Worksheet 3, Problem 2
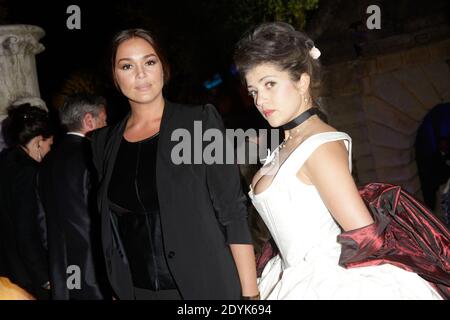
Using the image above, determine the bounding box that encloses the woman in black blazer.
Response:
[91,29,258,300]
[0,103,54,299]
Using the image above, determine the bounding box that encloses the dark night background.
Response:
[4,0,317,128]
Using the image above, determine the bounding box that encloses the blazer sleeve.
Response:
[12,166,49,286]
[202,104,253,245]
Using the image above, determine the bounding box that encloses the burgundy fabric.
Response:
[255,182,450,299]
[338,183,450,299]
[256,239,279,278]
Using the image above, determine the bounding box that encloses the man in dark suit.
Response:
[38,93,109,299]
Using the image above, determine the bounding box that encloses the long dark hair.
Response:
[1,103,53,148]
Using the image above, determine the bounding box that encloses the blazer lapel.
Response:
[103,116,128,187]
[156,100,175,207]
[158,99,175,143]
[98,115,128,257]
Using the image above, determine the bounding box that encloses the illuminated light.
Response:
[203,73,223,90]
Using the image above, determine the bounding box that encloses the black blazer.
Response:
[38,134,109,299]
[91,101,252,299]
[0,147,49,295]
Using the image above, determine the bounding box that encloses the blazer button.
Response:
[168,251,175,259]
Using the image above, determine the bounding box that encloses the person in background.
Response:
[38,93,109,299]
[0,103,54,299]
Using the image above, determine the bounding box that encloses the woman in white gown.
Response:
[233,22,447,300]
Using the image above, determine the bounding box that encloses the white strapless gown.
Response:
[249,132,441,300]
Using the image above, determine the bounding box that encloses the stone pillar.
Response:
[0,25,46,149]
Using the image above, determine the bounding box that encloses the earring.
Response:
[37,145,42,162]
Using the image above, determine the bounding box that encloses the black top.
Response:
[108,133,176,291]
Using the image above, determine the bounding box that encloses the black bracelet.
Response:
[241,293,260,300]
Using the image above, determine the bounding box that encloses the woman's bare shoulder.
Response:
[301,120,338,142]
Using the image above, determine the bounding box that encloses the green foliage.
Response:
[230,0,320,31]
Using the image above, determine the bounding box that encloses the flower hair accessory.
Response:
[305,39,321,60]
[309,46,321,60]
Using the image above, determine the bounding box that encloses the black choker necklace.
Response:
[281,108,320,130]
